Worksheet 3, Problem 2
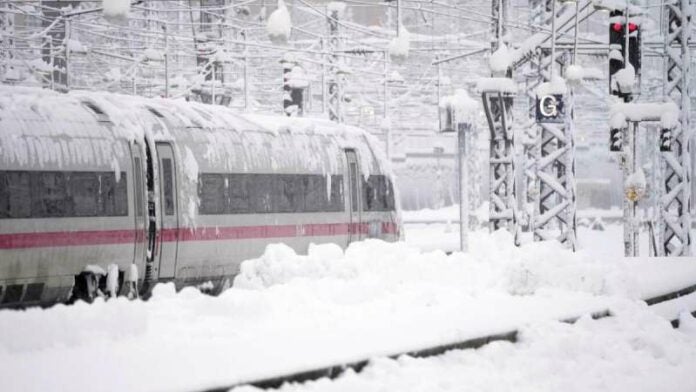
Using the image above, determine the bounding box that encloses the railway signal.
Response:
[660,128,672,152]
[608,10,641,98]
[609,128,623,152]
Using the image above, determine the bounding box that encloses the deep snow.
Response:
[0,223,695,392]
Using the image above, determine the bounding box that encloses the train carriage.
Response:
[0,87,400,308]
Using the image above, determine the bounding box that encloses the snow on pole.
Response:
[388,25,410,64]
[103,0,131,21]
[267,0,292,45]
[488,43,511,77]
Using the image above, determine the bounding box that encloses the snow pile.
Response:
[286,65,309,89]
[488,43,512,76]
[475,77,517,94]
[143,48,164,61]
[2,232,696,391]
[609,102,680,130]
[102,0,130,20]
[267,0,292,44]
[679,311,696,337]
[612,63,635,94]
[438,89,478,126]
[235,231,637,299]
[388,26,410,64]
[565,64,602,84]
[565,64,584,83]
[535,76,567,97]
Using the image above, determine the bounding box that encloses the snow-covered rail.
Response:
[200,282,696,392]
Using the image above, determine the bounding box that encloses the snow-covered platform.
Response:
[1,232,696,392]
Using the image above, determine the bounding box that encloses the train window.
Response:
[199,173,227,215]
[0,171,31,218]
[100,172,128,217]
[32,171,71,217]
[303,175,327,212]
[134,158,144,217]
[161,159,175,216]
[0,170,127,219]
[250,174,273,213]
[329,175,344,212]
[362,175,395,212]
[196,172,345,215]
[70,172,100,217]
[228,174,251,213]
[275,175,304,213]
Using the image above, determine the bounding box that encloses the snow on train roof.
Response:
[0,87,392,177]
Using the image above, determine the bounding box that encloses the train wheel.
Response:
[68,272,100,304]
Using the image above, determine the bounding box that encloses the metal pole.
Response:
[48,37,55,90]
[396,0,401,36]
[64,19,71,90]
[458,123,470,252]
[624,5,630,66]
[163,23,169,98]
[573,0,579,64]
[383,51,391,160]
[549,0,557,78]
[243,30,249,110]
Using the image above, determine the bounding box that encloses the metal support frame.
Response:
[326,8,343,123]
[482,91,519,241]
[528,3,577,249]
[533,87,577,249]
[660,0,692,256]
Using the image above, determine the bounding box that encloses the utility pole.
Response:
[163,23,169,98]
[327,6,342,122]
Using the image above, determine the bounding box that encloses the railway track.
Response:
[200,283,696,392]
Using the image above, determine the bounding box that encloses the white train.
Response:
[0,87,400,307]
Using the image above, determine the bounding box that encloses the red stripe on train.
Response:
[0,222,398,249]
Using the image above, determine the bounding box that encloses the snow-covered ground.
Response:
[1,217,696,392]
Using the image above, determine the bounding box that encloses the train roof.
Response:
[0,87,392,177]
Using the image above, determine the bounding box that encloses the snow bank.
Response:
[267,0,292,44]
[2,231,696,391]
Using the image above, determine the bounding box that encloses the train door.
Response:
[156,142,179,279]
[345,149,362,243]
[129,142,147,266]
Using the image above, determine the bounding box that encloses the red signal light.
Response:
[612,22,639,33]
